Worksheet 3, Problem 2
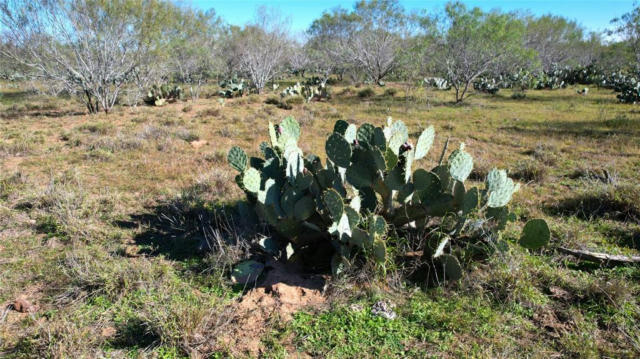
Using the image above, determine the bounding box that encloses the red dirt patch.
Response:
[217,259,327,356]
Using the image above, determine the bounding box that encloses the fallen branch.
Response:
[558,247,640,265]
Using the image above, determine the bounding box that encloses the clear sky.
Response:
[188,0,635,36]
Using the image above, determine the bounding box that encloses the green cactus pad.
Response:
[391,120,408,142]
[397,183,415,204]
[372,239,386,263]
[356,123,375,147]
[435,254,462,282]
[384,148,398,170]
[281,116,301,142]
[344,124,357,143]
[519,219,550,250]
[432,165,453,192]
[414,126,435,160]
[231,260,264,285]
[370,215,387,237]
[242,167,261,193]
[294,172,314,190]
[360,187,378,212]
[258,178,280,208]
[371,149,386,171]
[294,195,315,220]
[275,219,301,239]
[346,162,374,188]
[448,143,473,182]
[414,169,440,191]
[281,186,303,216]
[487,206,509,230]
[228,146,248,172]
[486,168,520,208]
[326,133,352,168]
[323,189,344,221]
[452,180,466,207]
[462,187,479,215]
[350,228,368,248]
[333,119,349,135]
[373,127,386,150]
[344,206,361,230]
[388,131,405,156]
[384,166,405,191]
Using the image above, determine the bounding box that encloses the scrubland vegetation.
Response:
[1,0,640,358]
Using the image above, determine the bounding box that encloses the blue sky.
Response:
[188,0,635,35]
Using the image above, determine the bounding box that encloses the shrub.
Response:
[227,116,550,282]
[285,96,304,106]
[358,87,375,98]
[384,88,398,97]
[265,97,281,106]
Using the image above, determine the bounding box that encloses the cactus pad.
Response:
[228,146,248,172]
[333,119,349,135]
[344,124,357,143]
[519,219,550,250]
[462,187,479,215]
[323,189,344,221]
[326,133,352,168]
[448,143,473,182]
[294,195,315,220]
[281,116,301,142]
[486,168,520,208]
[414,126,435,160]
[373,239,386,263]
[242,167,261,193]
[435,254,462,282]
[356,123,375,147]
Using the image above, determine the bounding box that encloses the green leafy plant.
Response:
[227,116,550,282]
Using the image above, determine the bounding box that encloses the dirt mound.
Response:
[218,259,327,356]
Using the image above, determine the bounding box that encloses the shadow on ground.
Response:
[115,190,255,261]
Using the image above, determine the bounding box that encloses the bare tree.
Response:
[170,8,222,101]
[344,0,406,84]
[0,0,162,113]
[238,7,289,93]
[288,42,311,78]
[307,8,355,85]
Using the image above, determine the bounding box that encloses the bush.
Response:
[384,88,398,97]
[285,96,304,106]
[265,97,281,105]
[358,87,375,98]
[226,116,550,283]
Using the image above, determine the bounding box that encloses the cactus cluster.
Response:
[280,82,329,102]
[423,77,451,90]
[143,84,184,106]
[228,116,550,281]
[473,78,500,94]
[218,76,246,98]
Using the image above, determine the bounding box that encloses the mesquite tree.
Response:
[429,2,529,103]
[237,7,289,93]
[0,0,173,113]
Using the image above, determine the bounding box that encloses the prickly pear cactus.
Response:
[227,116,550,280]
